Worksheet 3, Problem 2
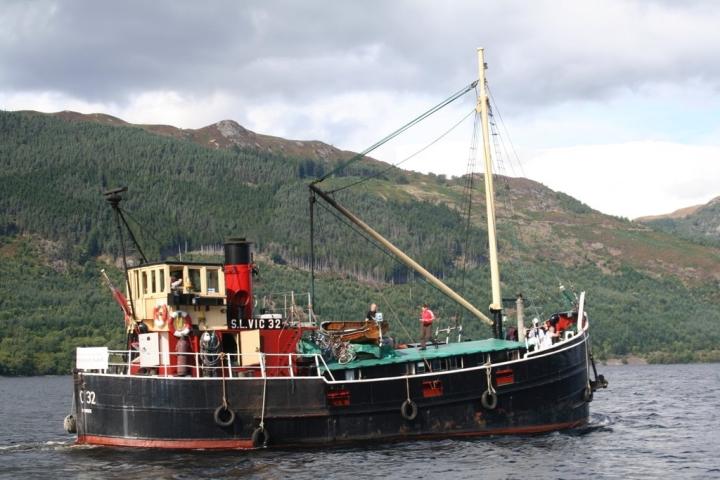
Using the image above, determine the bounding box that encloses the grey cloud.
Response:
[2,0,720,113]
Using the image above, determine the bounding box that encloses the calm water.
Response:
[1,364,719,479]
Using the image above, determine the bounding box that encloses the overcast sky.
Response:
[2,0,719,218]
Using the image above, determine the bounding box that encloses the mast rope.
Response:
[313,81,478,185]
[458,112,482,312]
[119,207,165,255]
[328,108,475,194]
[486,86,564,319]
[487,106,544,320]
[259,370,268,430]
[220,353,228,408]
[314,199,466,342]
[454,81,486,326]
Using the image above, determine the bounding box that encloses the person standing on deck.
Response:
[419,303,435,350]
[366,303,378,321]
[170,273,183,306]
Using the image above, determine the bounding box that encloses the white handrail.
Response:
[96,350,331,379]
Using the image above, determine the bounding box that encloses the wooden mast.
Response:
[477,47,503,337]
[308,50,506,332]
[309,184,494,327]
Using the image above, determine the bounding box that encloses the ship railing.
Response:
[257,291,316,326]
[90,349,333,380]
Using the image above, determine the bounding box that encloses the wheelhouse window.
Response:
[207,268,219,293]
[157,268,165,293]
[188,268,202,293]
[132,270,140,298]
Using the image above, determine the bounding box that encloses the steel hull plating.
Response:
[73,335,590,449]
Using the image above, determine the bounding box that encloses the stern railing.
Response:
[76,349,332,380]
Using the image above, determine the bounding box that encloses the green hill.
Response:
[1,110,719,375]
[637,197,720,248]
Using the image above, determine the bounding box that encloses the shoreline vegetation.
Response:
[1,111,719,377]
[601,351,720,365]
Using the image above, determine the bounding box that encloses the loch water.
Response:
[1,363,719,479]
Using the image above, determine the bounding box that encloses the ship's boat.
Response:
[319,320,388,344]
[65,49,607,450]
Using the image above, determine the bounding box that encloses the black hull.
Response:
[73,335,590,449]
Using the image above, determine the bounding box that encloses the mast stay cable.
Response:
[308,81,479,312]
[486,86,563,320]
[312,81,478,185]
[328,108,475,194]
[314,199,479,340]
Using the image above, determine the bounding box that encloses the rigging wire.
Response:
[486,87,569,320]
[328,108,475,194]
[313,80,478,185]
[486,108,543,320]
[309,79,503,338]
[118,207,166,256]
[459,113,481,295]
[308,82,476,307]
[314,198,466,340]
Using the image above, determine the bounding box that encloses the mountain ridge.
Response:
[636,196,720,247]
[17,109,366,164]
[636,196,720,222]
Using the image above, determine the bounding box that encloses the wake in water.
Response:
[0,440,74,453]
[562,412,614,436]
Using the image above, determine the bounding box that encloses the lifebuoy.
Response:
[251,426,269,448]
[214,405,235,427]
[400,399,418,421]
[170,310,192,337]
[481,390,498,410]
[153,304,169,329]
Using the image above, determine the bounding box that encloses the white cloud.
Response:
[0,90,111,114]
[2,0,720,218]
[521,142,720,218]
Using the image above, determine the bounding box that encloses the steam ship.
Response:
[65,49,607,449]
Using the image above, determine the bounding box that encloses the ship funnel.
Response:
[224,238,254,326]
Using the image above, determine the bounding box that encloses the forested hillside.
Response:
[1,110,719,375]
[638,196,720,248]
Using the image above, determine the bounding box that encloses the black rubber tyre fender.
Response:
[213,404,236,427]
[481,389,498,410]
[400,399,418,421]
[251,426,270,448]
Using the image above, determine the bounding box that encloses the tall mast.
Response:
[477,48,503,336]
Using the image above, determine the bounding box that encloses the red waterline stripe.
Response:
[77,435,255,450]
[422,419,587,439]
[78,419,585,450]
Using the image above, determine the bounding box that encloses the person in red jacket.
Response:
[419,303,435,350]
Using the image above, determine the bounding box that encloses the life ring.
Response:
[582,384,593,403]
[170,310,192,337]
[400,399,418,421]
[213,404,235,427]
[153,304,169,329]
[251,426,269,448]
[337,349,356,365]
[481,390,498,410]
